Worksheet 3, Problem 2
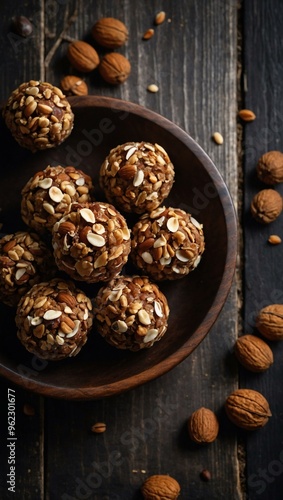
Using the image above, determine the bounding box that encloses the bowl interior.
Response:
[0,96,237,399]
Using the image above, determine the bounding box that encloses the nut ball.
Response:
[16,278,93,360]
[0,231,56,307]
[21,165,93,234]
[2,80,74,151]
[99,141,175,214]
[93,275,169,351]
[52,202,131,283]
[131,206,205,280]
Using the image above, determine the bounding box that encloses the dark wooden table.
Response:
[1,1,283,499]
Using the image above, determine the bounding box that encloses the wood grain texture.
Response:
[243,1,283,499]
[0,0,240,499]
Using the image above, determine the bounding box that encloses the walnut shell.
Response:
[99,52,131,84]
[141,475,181,500]
[225,389,271,430]
[257,151,283,185]
[92,17,128,48]
[60,76,88,96]
[67,40,99,73]
[234,334,273,372]
[256,304,283,340]
[188,407,219,444]
[250,189,282,223]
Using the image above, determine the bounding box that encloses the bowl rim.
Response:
[0,96,237,399]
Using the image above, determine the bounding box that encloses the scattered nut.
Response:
[147,84,159,93]
[250,189,283,223]
[257,151,283,185]
[234,334,273,372]
[143,28,155,40]
[268,234,282,245]
[67,40,100,73]
[188,407,219,444]
[99,52,131,84]
[155,11,166,25]
[212,132,223,145]
[91,422,106,433]
[200,469,211,482]
[141,474,181,500]
[256,304,283,340]
[60,75,88,96]
[225,389,271,430]
[12,16,33,37]
[23,403,35,416]
[238,109,256,121]
[92,17,128,48]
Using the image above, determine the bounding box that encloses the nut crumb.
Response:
[200,469,211,482]
[91,422,106,433]
[147,84,159,93]
[238,109,256,121]
[155,11,166,25]
[143,28,154,40]
[268,234,282,245]
[23,403,35,416]
[212,132,223,145]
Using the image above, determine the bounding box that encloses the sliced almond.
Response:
[167,217,179,232]
[80,208,95,223]
[49,186,63,203]
[133,170,144,187]
[43,310,62,320]
[86,232,105,247]
[143,329,159,343]
[138,309,151,325]
[143,28,154,40]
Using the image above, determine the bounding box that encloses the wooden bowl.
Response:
[0,96,237,399]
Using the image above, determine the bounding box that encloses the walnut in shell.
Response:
[99,141,175,214]
[16,278,93,360]
[225,389,271,430]
[234,334,273,372]
[2,80,74,151]
[98,52,131,84]
[188,407,219,444]
[250,189,282,223]
[52,202,131,283]
[0,231,56,307]
[93,275,169,351]
[256,304,283,340]
[257,150,283,185]
[21,165,93,235]
[141,474,181,500]
[131,206,205,280]
[92,17,129,48]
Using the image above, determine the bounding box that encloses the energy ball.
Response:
[0,231,56,307]
[52,202,131,282]
[93,275,169,351]
[21,165,93,234]
[16,278,93,360]
[99,141,175,214]
[131,206,205,280]
[2,80,74,151]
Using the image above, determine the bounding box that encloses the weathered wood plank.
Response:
[0,2,45,499]
[243,1,283,499]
